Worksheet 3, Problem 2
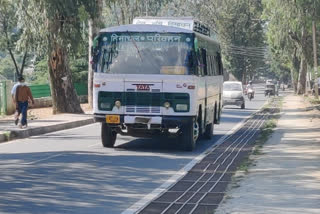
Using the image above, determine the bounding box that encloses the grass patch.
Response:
[237,97,283,173]
[220,97,283,207]
[237,118,277,173]
[252,118,277,155]
[309,98,320,105]
[237,158,253,173]
[2,131,11,141]
[305,96,320,105]
[253,97,282,156]
[304,96,320,112]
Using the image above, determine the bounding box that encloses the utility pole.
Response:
[313,0,319,99]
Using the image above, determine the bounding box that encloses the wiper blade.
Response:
[127,31,143,62]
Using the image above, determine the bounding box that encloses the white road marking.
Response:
[22,154,64,165]
[88,143,101,148]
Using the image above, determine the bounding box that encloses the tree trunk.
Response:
[290,68,297,92]
[48,42,83,114]
[297,57,307,94]
[297,24,309,95]
[88,0,103,109]
[20,48,28,75]
[291,50,300,93]
[88,19,95,109]
[8,48,21,77]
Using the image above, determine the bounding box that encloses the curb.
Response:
[0,118,95,143]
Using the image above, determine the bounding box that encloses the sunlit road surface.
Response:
[0,85,269,214]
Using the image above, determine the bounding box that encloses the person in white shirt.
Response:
[11,76,27,125]
[246,81,255,98]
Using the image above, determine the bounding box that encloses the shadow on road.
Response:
[115,134,225,153]
[0,150,192,214]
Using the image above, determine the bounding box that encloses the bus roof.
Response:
[133,17,211,36]
[99,24,194,34]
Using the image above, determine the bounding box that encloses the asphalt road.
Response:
[0,85,268,214]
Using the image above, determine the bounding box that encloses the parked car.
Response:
[223,81,245,109]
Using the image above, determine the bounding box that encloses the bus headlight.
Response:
[176,104,188,112]
[115,100,121,108]
[164,102,171,109]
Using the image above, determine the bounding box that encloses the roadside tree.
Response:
[0,0,30,78]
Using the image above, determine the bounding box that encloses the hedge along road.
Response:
[0,85,267,214]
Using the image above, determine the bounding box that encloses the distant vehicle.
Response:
[265,83,278,97]
[92,17,224,151]
[246,81,255,100]
[247,88,254,101]
[223,81,245,109]
[266,79,274,84]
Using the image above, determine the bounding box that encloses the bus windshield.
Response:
[96,32,194,75]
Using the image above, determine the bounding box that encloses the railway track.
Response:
[138,104,278,214]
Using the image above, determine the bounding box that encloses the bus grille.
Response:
[98,91,189,113]
[125,92,161,114]
[126,106,161,114]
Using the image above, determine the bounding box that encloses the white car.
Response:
[223,81,245,109]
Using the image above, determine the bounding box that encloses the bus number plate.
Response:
[106,115,120,124]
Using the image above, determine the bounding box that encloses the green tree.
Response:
[0,0,30,78]
[105,0,170,25]
[16,0,96,113]
[0,55,15,80]
[263,0,320,94]
[166,0,267,83]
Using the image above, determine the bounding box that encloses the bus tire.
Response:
[101,123,117,148]
[204,121,213,139]
[214,103,221,124]
[182,119,199,151]
[218,104,222,122]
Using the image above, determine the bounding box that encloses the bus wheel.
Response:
[182,119,199,151]
[217,105,221,122]
[101,123,117,148]
[204,121,213,139]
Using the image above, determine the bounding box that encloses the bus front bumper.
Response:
[94,114,194,129]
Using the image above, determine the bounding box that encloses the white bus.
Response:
[93,19,223,151]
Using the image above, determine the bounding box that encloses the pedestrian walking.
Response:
[14,76,34,128]
[11,77,27,125]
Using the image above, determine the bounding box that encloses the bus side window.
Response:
[207,55,211,76]
[211,56,217,76]
[217,53,223,75]
[188,51,197,75]
[208,55,214,76]
[196,50,203,76]
[210,56,215,76]
[201,48,208,76]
